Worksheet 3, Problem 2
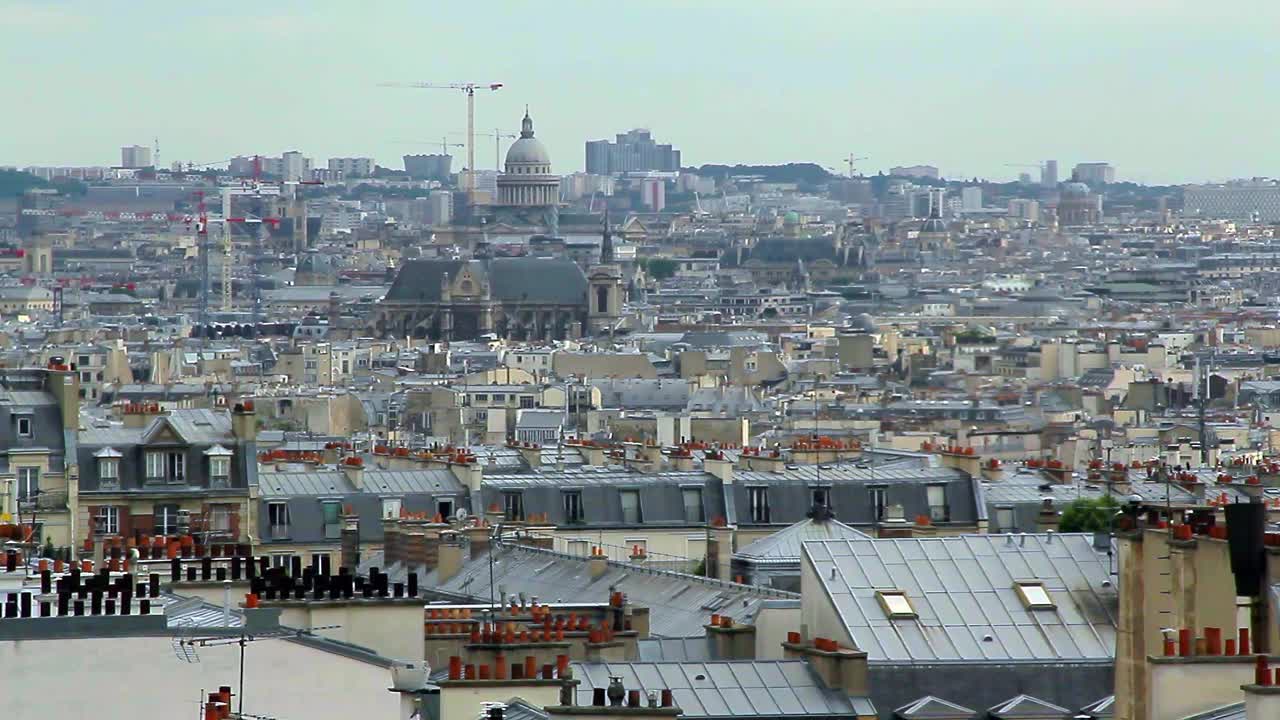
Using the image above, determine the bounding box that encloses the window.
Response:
[620,490,643,524]
[870,486,887,521]
[145,451,165,481]
[563,490,584,523]
[566,539,590,556]
[270,554,291,569]
[503,492,524,521]
[209,505,232,535]
[99,458,119,483]
[209,456,230,483]
[749,487,771,524]
[154,504,180,535]
[321,501,342,539]
[520,395,535,409]
[268,502,290,539]
[16,416,31,438]
[995,506,1015,532]
[682,488,704,523]
[77,355,90,367]
[94,506,119,536]
[80,371,92,383]
[17,467,39,499]
[437,498,455,520]
[876,590,917,619]
[1015,581,1056,610]
[927,484,949,522]
[811,487,831,510]
[493,393,505,403]
[167,452,186,483]
[475,394,489,403]
[382,497,402,519]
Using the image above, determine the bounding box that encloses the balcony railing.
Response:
[18,489,69,512]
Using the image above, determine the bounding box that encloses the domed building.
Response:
[1056,181,1100,226]
[496,110,560,207]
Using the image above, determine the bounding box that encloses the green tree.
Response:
[1059,496,1120,533]
[644,258,677,280]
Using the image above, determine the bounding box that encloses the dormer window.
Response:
[205,445,233,487]
[95,447,122,486]
[16,416,31,438]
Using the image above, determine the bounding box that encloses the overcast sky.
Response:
[2,1,1276,184]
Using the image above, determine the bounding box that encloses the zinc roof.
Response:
[802,533,1117,663]
[571,661,875,718]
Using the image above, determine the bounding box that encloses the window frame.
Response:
[320,500,342,539]
[382,497,402,519]
[145,450,165,481]
[502,491,525,521]
[268,501,291,539]
[876,590,918,619]
[17,466,39,499]
[619,489,643,524]
[869,485,888,521]
[99,457,119,482]
[95,506,120,536]
[810,486,832,510]
[926,484,950,522]
[154,503,181,535]
[682,487,705,524]
[562,490,584,524]
[16,416,32,438]
[748,486,771,524]
[209,455,230,482]
[1015,581,1057,610]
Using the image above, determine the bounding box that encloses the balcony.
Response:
[18,489,69,513]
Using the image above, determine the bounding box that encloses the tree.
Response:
[643,258,677,280]
[1058,496,1120,533]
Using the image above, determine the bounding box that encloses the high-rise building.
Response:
[403,154,452,181]
[120,145,152,168]
[584,129,681,175]
[889,165,940,180]
[1007,198,1040,222]
[255,152,313,181]
[1185,182,1280,222]
[961,186,983,211]
[428,189,453,225]
[639,177,666,211]
[327,157,376,178]
[1073,162,1115,185]
[1041,160,1059,187]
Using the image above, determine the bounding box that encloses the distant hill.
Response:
[685,163,834,186]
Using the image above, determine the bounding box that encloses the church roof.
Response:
[383,257,586,305]
[505,110,552,166]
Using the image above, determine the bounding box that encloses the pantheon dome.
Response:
[496,110,560,207]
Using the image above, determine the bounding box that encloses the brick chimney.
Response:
[437,531,465,583]
[340,512,361,570]
[1036,497,1060,533]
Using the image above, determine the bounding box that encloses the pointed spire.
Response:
[520,107,534,138]
[601,207,614,264]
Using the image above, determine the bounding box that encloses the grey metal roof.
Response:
[1079,695,1114,719]
[734,465,965,486]
[571,661,875,718]
[412,542,793,638]
[144,409,234,445]
[802,533,1118,663]
[482,469,710,488]
[637,636,715,663]
[1180,704,1244,720]
[734,517,871,565]
[258,469,464,497]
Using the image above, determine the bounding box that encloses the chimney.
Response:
[514,442,542,469]
[1245,659,1280,719]
[340,512,361,570]
[703,454,734,485]
[588,549,609,580]
[437,531,465,583]
[231,400,256,444]
[383,517,403,567]
[341,456,364,488]
[1036,497,1060,533]
[463,523,491,559]
[450,460,483,493]
[44,362,80,431]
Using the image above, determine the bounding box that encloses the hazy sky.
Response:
[2,1,1277,184]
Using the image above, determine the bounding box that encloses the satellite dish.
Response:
[454,508,469,524]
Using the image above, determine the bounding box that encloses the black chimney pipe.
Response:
[171,558,181,582]
[1226,502,1266,596]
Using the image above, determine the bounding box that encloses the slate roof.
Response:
[257,469,464,497]
[571,661,876,719]
[1079,695,1114,719]
[404,542,794,638]
[802,533,1117,663]
[383,257,587,305]
[734,517,871,565]
[1180,704,1244,720]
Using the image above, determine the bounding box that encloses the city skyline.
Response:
[2,1,1278,184]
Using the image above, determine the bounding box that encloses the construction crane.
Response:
[394,137,466,155]
[379,81,504,190]
[844,155,869,177]
[455,129,517,170]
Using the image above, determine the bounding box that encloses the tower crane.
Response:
[455,129,518,170]
[844,154,869,177]
[378,81,504,191]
